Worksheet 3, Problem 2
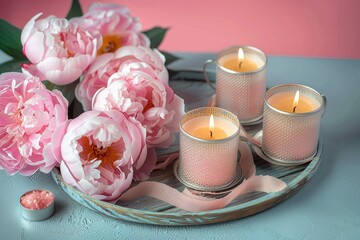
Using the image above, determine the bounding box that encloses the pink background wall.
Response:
[1,0,359,59]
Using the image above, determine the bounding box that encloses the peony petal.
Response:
[60,161,81,186]
[21,63,46,81]
[21,14,97,85]
[0,72,68,176]
[36,57,83,85]
[133,147,156,181]
[23,30,45,63]
[58,110,148,201]
[21,13,43,44]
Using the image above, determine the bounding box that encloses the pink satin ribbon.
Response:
[119,142,287,212]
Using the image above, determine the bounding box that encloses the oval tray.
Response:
[51,135,322,226]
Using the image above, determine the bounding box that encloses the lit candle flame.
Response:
[293,90,300,113]
[209,114,214,138]
[209,114,214,129]
[238,48,244,68]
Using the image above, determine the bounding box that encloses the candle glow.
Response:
[292,90,300,113]
[238,48,244,68]
[191,114,227,140]
[267,91,317,114]
[221,48,259,73]
[209,114,214,137]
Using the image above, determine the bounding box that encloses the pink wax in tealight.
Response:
[20,190,54,210]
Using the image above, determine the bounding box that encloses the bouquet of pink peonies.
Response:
[0,0,184,202]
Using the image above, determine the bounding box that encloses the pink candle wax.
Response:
[20,190,54,210]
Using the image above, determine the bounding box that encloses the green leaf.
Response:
[0,59,28,73]
[160,51,180,66]
[43,79,79,106]
[66,0,83,20]
[43,79,83,118]
[143,27,168,49]
[69,97,83,119]
[0,19,26,59]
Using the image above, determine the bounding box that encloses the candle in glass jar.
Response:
[191,115,227,140]
[178,107,240,191]
[222,48,259,72]
[182,115,237,141]
[262,84,326,163]
[214,46,267,124]
[267,90,318,113]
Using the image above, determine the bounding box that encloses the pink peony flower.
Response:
[75,46,168,111]
[71,2,149,56]
[21,13,98,85]
[92,63,184,148]
[0,72,68,176]
[59,111,153,202]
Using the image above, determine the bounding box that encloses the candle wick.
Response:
[293,106,297,113]
[239,61,243,69]
[210,131,213,138]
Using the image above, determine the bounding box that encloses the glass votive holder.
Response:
[203,46,267,124]
[176,107,241,191]
[262,84,326,163]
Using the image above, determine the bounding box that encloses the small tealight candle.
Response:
[177,107,241,191]
[262,84,326,163]
[20,189,55,221]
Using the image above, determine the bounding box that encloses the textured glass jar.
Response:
[204,46,267,124]
[177,107,241,191]
[262,84,326,163]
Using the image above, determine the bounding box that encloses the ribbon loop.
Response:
[118,142,286,212]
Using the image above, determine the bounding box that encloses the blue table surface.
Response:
[0,51,360,240]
